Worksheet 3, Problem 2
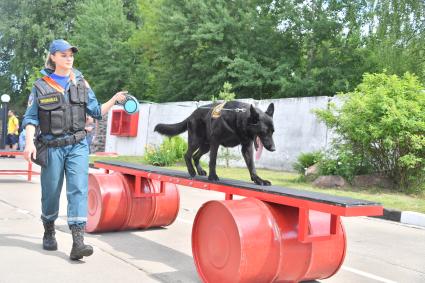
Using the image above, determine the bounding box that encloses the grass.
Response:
[89,155,425,214]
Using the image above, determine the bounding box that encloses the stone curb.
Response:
[371,208,425,228]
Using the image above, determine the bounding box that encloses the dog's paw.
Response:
[253,176,272,186]
[197,169,207,176]
[208,174,220,182]
[188,170,196,177]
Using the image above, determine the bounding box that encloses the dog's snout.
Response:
[264,143,275,152]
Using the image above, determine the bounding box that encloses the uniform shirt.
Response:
[22,68,102,132]
[49,73,69,90]
[7,114,19,135]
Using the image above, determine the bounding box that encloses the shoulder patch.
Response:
[27,93,34,108]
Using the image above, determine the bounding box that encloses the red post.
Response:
[28,160,32,181]
[225,193,233,200]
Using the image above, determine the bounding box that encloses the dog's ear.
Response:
[249,105,259,124]
[265,103,274,117]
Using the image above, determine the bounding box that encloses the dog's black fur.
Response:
[154,101,276,185]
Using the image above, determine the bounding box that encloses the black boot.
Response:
[69,225,93,260]
[43,221,58,251]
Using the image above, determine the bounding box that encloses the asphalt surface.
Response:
[0,157,424,283]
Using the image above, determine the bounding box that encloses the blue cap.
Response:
[49,39,78,54]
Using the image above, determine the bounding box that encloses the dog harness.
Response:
[211,102,227,119]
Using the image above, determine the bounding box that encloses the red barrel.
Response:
[192,198,346,283]
[87,172,180,233]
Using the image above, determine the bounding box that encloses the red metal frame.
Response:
[297,208,341,243]
[133,175,166,198]
[94,161,383,243]
[0,151,40,181]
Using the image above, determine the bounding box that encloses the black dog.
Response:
[154,101,276,185]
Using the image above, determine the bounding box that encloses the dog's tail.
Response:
[154,119,188,137]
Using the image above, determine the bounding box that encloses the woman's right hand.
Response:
[114,91,128,104]
[24,142,37,163]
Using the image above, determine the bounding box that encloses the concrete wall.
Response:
[105,96,337,171]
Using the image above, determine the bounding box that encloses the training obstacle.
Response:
[90,160,382,283]
[0,151,40,181]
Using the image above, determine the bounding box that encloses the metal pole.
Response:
[0,103,6,149]
[4,103,9,149]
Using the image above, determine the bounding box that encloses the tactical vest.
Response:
[34,76,88,136]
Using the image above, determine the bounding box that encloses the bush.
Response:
[211,82,236,102]
[144,136,188,166]
[293,151,323,174]
[317,147,373,182]
[316,72,425,192]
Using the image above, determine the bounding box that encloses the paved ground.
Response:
[0,157,424,283]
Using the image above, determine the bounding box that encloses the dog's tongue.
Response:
[255,136,263,161]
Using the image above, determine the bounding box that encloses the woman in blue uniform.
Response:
[22,39,126,260]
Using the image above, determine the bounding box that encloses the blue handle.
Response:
[116,94,139,114]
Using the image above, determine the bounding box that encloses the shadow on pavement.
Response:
[85,228,200,283]
[0,233,85,264]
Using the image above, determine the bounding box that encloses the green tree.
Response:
[153,0,300,101]
[365,0,425,80]
[127,0,165,102]
[123,0,143,27]
[1,0,424,109]
[0,0,81,112]
[211,82,236,102]
[71,0,140,102]
[151,0,380,101]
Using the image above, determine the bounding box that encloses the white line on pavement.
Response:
[342,266,398,283]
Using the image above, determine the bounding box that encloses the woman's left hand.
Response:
[114,91,128,104]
